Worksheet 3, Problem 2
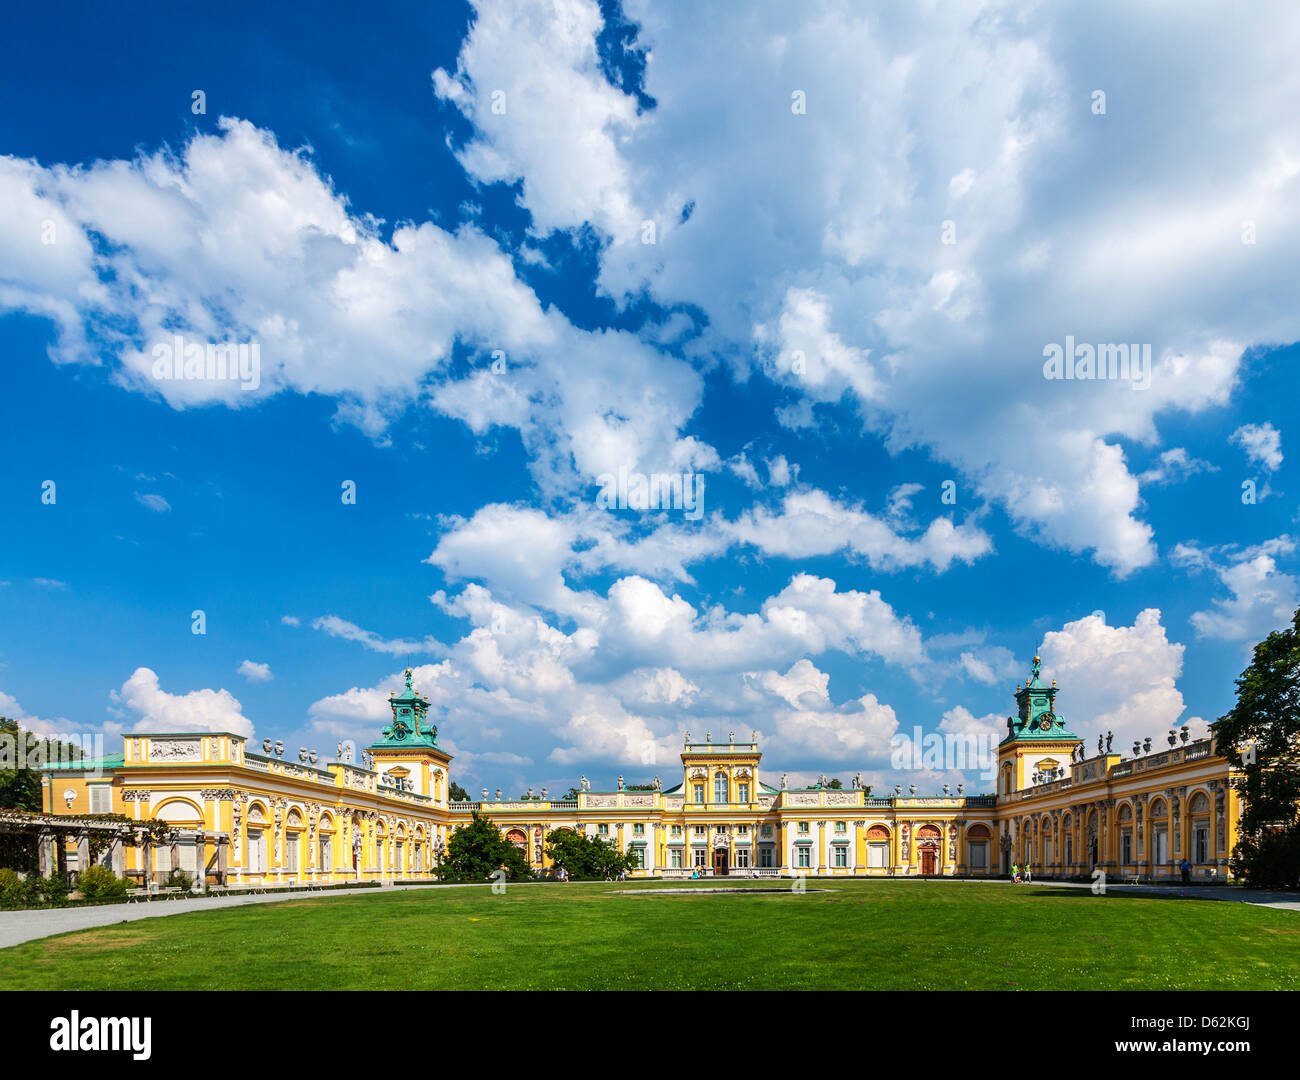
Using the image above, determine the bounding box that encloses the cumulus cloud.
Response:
[237,659,273,683]
[436,0,1300,574]
[1231,422,1283,471]
[111,667,253,737]
[1036,610,1187,755]
[0,689,71,737]
[0,117,712,495]
[1174,536,1298,642]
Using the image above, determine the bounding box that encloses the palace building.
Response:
[35,658,1243,887]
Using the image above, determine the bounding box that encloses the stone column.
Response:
[38,829,54,877]
[194,832,207,893]
[75,831,90,879]
[217,837,228,885]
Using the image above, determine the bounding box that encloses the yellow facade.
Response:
[41,663,1242,886]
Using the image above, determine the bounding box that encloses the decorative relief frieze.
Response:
[149,738,201,762]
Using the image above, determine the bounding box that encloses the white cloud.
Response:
[1036,610,1186,756]
[0,689,70,737]
[111,667,253,738]
[237,659,273,683]
[725,488,992,572]
[1231,422,1283,471]
[1176,537,1298,642]
[1138,447,1217,487]
[436,0,1300,574]
[310,615,445,657]
[134,492,171,513]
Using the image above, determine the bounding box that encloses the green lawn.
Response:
[2,879,1297,990]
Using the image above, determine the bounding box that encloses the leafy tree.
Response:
[1212,605,1300,889]
[561,787,581,801]
[626,783,656,791]
[0,718,84,812]
[544,828,639,880]
[436,812,533,883]
[448,781,470,803]
[826,778,843,789]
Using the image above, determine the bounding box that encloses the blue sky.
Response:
[2,0,1299,796]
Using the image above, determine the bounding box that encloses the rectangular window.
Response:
[633,823,644,836]
[693,784,704,803]
[834,845,848,868]
[735,848,750,868]
[693,849,707,868]
[797,848,811,869]
[798,821,809,835]
[714,775,727,803]
[671,825,682,837]
[630,848,644,868]
[835,821,846,834]
[598,823,608,835]
[670,849,682,869]
[694,825,706,837]
[761,825,773,837]
[88,785,111,813]
[760,847,773,868]
[737,783,750,803]
[737,824,748,836]
[867,842,888,868]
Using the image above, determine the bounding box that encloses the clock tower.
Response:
[366,668,452,806]
[996,656,1082,796]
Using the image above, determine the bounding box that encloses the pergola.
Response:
[0,810,230,890]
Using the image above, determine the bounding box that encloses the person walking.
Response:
[1011,862,1020,883]
[1023,863,1032,883]
[1180,858,1192,885]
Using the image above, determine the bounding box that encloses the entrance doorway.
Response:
[920,848,937,875]
[712,848,729,876]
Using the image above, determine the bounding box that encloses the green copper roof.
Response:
[367,668,446,752]
[1000,655,1079,745]
[42,754,125,772]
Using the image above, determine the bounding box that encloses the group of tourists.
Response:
[1010,863,1033,883]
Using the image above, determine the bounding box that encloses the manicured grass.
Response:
[1,879,1297,990]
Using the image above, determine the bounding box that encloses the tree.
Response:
[435,812,532,883]
[0,718,83,812]
[448,781,470,803]
[826,778,843,789]
[1212,605,1300,889]
[561,787,580,801]
[626,783,655,791]
[544,828,639,880]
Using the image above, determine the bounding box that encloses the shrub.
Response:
[36,873,72,903]
[165,869,193,892]
[78,864,128,901]
[0,867,29,907]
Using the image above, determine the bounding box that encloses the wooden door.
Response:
[920,849,936,875]
[713,849,728,876]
